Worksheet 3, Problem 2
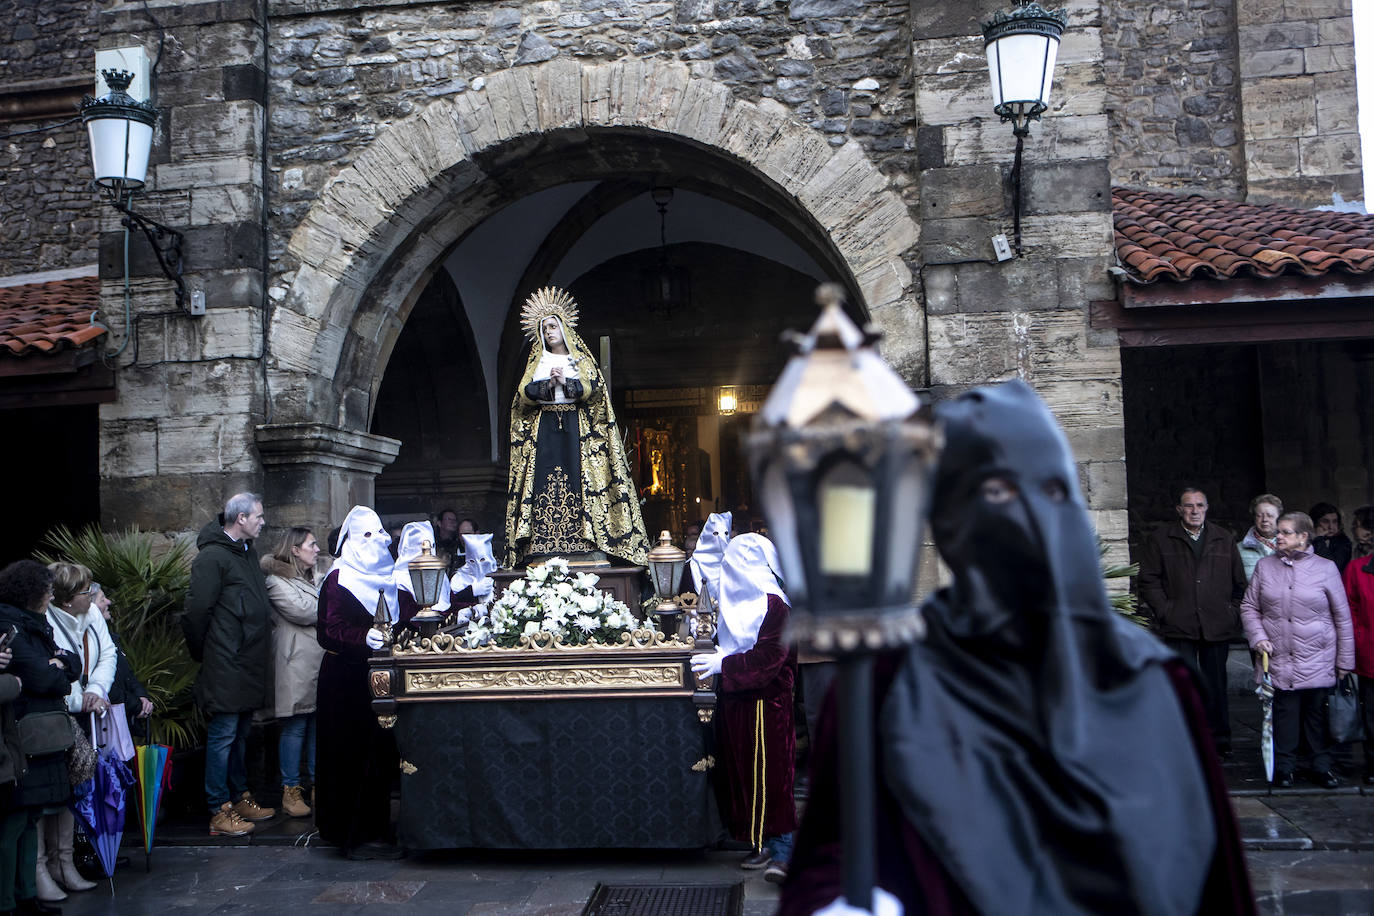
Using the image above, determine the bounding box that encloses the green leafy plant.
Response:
[36,524,204,748]
[1099,538,1148,627]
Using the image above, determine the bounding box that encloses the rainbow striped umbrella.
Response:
[133,738,172,867]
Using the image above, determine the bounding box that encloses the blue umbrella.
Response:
[70,713,136,882]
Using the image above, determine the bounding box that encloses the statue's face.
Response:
[542,317,563,349]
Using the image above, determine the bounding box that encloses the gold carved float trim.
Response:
[394,627,690,656]
[404,660,686,699]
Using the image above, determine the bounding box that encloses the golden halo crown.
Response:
[521,287,580,343]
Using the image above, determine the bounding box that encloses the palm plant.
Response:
[1099,538,1148,627]
[36,524,204,748]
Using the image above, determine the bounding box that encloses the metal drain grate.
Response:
[581,883,744,916]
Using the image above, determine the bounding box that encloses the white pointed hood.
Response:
[689,511,732,607]
[451,534,498,593]
[334,506,398,622]
[717,533,786,656]
[393,520,449,612]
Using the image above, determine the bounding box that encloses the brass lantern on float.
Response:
[646,530,688,636]
[407,540,450,637]
[747,284,939,654]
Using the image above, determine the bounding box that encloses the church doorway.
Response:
[369,157,846,553]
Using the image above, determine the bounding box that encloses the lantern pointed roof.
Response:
[757,285,919,429]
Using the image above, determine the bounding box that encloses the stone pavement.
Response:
[52,645,1374,914]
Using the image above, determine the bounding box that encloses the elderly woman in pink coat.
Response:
[1241,510,1355,789]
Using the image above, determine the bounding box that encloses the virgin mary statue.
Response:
[504,287,649,568]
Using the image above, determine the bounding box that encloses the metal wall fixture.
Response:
[81,68,187,312]
[982,2,1068,257]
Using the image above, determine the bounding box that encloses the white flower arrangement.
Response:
[463,558,654,649]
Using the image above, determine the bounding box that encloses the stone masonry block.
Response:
[923,264,958,316]
[920,216,1001,263]
[796,141,889,229]
[99,419,158,479]
[1018,213,1114,260]
[1025,159,1111,214]
[1304,45,1355,74]
[633,62,691,132]
[533,58,584,130]
[668,75,733,148]
[1245,138,1300,179]
[1240,78,1317,140]
[1315,71,1359,133]
[919,164,1003,220]
[168,100,263,161]
[484,66,541,139]
[450,86,503,158]
[1299,133,1362,176]
[1240,48,1305,78]
[156,414,257,476]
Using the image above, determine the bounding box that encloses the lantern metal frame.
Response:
[407,540,451,637]
[646,530,689,635]
[80,68,187,312]
[981,1,1068,258]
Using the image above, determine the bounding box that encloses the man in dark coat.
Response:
[182,492,276,836]
[1138,487,1247,755]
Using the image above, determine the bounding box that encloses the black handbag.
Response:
[17,711,75,757]
[1328,674,1364,744]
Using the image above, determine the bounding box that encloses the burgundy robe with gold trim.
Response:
[714,593,798,846]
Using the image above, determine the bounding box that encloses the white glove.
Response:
[691,648,726,678]
[365,627,386,650]
[815,888,904,916]
[473,576,494,598]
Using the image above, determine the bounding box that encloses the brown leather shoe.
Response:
[281,785,312,818]
[209,803,254,837]
[233,792,276,822]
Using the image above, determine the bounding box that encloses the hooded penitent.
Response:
[689,511,732,606]
[451,534,497,593]
[393,521,449,613]
[716,532,786,656]
[504,287,649,568]
[334,506,397,622]
[880,380,1215,916]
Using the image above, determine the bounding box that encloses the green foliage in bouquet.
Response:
[36,524,204,749]
[466,557,656,648]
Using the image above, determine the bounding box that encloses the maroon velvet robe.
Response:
[715,593,799,846]
[777,657,1254,915]
[314,571,414,851]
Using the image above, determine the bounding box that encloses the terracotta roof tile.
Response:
[0,276,106,357]
[1113,188,1374,284]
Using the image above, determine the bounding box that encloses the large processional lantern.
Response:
[407,540,450,637]
[747,284,937,656]
[746,283,938,911]
[646,530,689,635]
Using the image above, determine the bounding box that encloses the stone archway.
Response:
[267,59,923,432]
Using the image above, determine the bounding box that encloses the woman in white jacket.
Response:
[40,562,110,901]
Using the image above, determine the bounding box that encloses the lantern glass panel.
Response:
[985,32,1060,110]
[882,452,929,604]
[818,462,876,578]
[86,116,153,189]
[409,565,446,608]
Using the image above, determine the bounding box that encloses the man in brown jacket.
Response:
[1138,486,1247,755]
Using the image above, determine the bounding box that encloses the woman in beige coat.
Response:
[261,528,324,820]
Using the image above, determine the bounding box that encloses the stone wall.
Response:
[0,0,104,277]
[267,0,919,260]
[96,0,271,533]
[1236,0,1362,207]
[1103,0,1245,197]
[913,0,1127,563]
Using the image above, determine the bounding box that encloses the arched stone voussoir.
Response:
[276,57,924,422]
